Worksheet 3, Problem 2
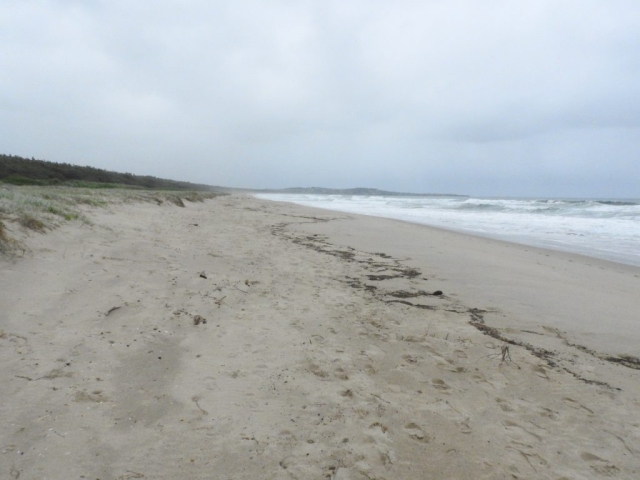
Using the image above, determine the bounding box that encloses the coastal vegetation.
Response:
[0,220,6,247]
[0,153,217,191]
[0,153,225,255]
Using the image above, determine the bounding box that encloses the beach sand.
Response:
[1,194,639,479]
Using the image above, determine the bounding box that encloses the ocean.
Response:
[255,194,640,267]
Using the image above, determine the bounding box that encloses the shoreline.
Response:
[262,194,640,271]
[254,193,640,268]
[2,193,639,479]
[265,196,640,356]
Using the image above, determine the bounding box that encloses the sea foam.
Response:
[255,194,640,267]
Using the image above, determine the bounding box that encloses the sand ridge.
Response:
[1,194,639,479]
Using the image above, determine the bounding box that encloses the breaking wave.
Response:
[255,193,640,267]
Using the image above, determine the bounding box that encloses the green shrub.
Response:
[47,205,64,216]
[4,175,49,186]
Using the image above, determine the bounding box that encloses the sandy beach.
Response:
[1,193,639,479]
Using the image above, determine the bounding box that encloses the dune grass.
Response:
[0,184,223,254]
[0,218,21,254]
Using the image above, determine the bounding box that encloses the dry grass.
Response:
[0,220,7,252]
[0,184,224,255]
[168,196,186,207]
[0,218,24,255]
[18,214,46,232]
[183,193,206,203]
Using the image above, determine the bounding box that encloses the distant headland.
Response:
[247,187,468,198]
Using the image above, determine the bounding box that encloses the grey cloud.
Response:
[1,0,639,196]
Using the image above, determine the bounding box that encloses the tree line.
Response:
[0,154,216,191]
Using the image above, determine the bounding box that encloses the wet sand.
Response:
[1,194,639,479]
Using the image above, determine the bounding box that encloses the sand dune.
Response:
[1,194,639,479]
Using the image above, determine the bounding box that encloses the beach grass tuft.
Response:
[18,214,46,232]
[169,196,186,207]
[183,193,205,203]
[0,218,23,254]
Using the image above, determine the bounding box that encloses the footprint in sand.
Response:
[472,372,498,390]
[368,422,389,434]
[402,354,418,364]
[502,420,542,442]
[531,365,550,379]
[458,419,472,434]
[580,452,620,476]
[538,406,558,419]
[339,389,354,398]
[581,452,607,462]
[496,397,515,412]
[309,363,329,378]
[202,376,217,391]
[436,360,465,373]
[74,389,108,403]
[361,424,395,467]
[453,349,468,360]
[562,397,594,414]
[364,364,377,375]
[404,423,430,443]
[506,446,549,472]
[432,378,450,391]
[362,344,386,358]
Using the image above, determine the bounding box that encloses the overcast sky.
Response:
[1,1,639,197]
